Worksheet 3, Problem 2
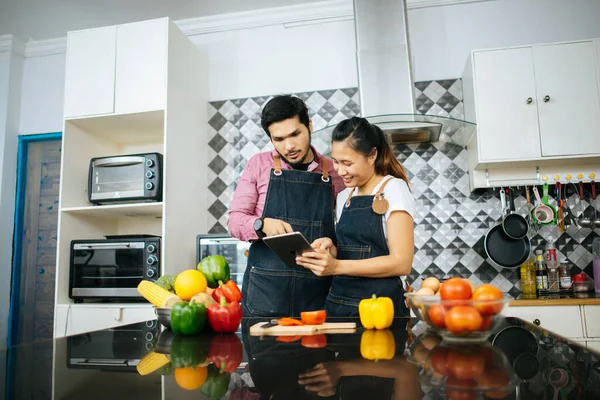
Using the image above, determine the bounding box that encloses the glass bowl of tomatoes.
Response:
[405,279,510,342]
[411,335,517,398]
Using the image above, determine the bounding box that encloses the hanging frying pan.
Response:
[484,189,532,269]
[502,188,528,239]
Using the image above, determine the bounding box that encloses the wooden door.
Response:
[11,138,61,400]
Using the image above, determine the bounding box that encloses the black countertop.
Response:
[3,317,600,400]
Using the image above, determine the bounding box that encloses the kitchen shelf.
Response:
[61,202,164,219]
[55,302,154,309]
[65,109,165,144]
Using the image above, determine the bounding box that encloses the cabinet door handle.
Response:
[543,95,550,103]
[526,97,533,104]
[533,318,541,326]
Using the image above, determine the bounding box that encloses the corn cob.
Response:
[136,351,170,376]
[137,280,183,308]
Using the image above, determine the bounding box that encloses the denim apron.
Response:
[325,178,410,317]
[242,154,335,317]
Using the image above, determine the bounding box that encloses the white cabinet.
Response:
[471,47,542,161]
[54,18,209,338]
[115,19,167,114]
[503,305,584,339]
[63,18,168,119]
[534,42,600,157]
[64,26,117,118]
[464,39,600,181]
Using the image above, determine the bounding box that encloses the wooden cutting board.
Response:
[249,321,357,336]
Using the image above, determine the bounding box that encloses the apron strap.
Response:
[321,157,330,182]
[374,177,394,201]
[346,177,394,207]
[273,154,283,176]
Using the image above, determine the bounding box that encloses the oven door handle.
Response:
[92,156,145,167]
[72,358,137,367]
[73,242,145,250]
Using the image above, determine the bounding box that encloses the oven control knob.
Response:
[146,320,157,328]
[145,159,155,167]
[147,255,158,265]
[145,171,155,179]
[145,182,154,190]
[146,269,156,278]
[145,332,154,342]
[147,244,156,253]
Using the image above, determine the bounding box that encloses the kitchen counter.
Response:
[509,292,600,306]
[4,317,600,399]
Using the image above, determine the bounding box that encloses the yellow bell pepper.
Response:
[359,294,394,329]
[360,329,395,361]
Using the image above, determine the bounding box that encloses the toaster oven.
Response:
[88,152,163,204]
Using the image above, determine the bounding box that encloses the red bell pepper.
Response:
[212,280,242,304]
[207,333,243,373]
[207,296,242,333]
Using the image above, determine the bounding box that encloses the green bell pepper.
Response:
[170,335,208,368]
[198,255,230,289]
[200,364,230,399]
[170,300,206,335]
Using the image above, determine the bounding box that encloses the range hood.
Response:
[314,0,476,146]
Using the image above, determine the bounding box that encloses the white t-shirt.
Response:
[335,175,416,239]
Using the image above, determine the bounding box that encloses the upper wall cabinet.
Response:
[464,39,600,170]
[63,19,168,119]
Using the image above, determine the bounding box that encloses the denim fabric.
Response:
[326,194,409,317]
[242,166,335,317]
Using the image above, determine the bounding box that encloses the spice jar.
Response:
[573,273,594,292]
[558,262,572,289]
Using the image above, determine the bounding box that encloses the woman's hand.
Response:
[296,249,339,276]
[298,362,343,397]
[310,237,338,257]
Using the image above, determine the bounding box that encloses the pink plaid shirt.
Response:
[227,147,346,242]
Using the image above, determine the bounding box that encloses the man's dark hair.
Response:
[260,95,310,136]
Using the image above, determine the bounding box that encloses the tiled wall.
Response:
[206,80,600,298]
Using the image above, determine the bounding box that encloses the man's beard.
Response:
[280,139,312,169]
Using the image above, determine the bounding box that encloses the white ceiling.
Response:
[0,0,325,41]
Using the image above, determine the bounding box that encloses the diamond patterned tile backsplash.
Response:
[206,79,600,297]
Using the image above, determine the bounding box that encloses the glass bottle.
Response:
[520,257,537,296]
[593,237,600,293]
[559,261,572,290]
[546,239,559,292]
[535,250,548,293]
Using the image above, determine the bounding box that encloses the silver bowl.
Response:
[155,307,172,329]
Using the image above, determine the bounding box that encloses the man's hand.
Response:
[262,218,293,237]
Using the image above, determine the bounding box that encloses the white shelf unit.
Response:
[53,17,209,338]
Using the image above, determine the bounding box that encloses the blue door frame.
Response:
[5,132,61,400]
[7,132,62,348]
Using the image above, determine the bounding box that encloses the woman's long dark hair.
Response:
[332,116,410,185]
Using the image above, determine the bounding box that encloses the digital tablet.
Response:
[262,231,314,268]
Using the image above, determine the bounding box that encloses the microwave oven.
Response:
[197,234,251,288]
[69,235,161,301]
[88,152,163,204]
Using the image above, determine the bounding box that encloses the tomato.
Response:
[301,310,327,325]
[440,278,473,301]
[445,376,477,400]
[447,347,485,380]
[429,346,450,375]
[278,318,304,326]
[444,306,483,334]
[301,334,327,349]
[428,304,446,329]
[477,367,511,398]
[276,335,302,343]
[472,284,504,316]
[480,316,493,331]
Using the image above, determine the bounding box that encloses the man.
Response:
[228,95,345,317]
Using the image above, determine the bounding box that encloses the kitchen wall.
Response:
[206,81,600,297]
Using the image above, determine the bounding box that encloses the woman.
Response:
[296,116,416,317]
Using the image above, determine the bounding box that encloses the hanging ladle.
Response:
[592,180,600,228]
[579,181,592,228]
